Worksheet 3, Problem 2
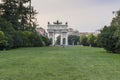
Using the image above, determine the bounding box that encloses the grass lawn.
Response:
[0,46,120,80]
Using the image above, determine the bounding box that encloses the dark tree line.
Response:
[0,0,50,50]
[80,10,120,53]
[68,35,80,45]
[98,10,120,53]
[80,34,98,47]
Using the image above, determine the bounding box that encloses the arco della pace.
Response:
[47,20,68,46]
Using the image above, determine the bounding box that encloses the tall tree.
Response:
[0,0,19,29]
[98,10,120,53]
[0,0,38,31]
[80,35,88,46]
[111,10,120,26]
[68,35,80,45]
[87,34,96,47]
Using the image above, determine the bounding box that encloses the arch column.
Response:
[60,32,68,46]
[60,32,63,45]
[52,32,55,46]
[65,33,68,46]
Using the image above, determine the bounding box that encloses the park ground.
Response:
[0,46,120,80]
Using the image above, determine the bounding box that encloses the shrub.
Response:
[0,31,8,50]
[29,32,44,47]
[87,34,98,47]
[0,18,50,50]
[42,36,51,46]
[68,35,80,45]
[80,35,88,46]
[12,31,24,48]
[18,31,44,47]
[0,18,16,49]
[21,31,33,47]
[98,26,118,53]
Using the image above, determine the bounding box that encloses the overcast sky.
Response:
[32,0,120,32]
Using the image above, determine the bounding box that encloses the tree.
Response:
[0,0,49,50]
[68,35,80,45]
[111,10,120,26]
[113,26,120,52]
[29,32,44,47]
[12,31,24,48]
[87,34,96,47]
[94,36,99,47]
[80,35,88,46]
[97,10,120,53]
[0,0,38,31]
[0,18,16,49]
[56,35,60,45]
[0,0,19,30]
[0,31,8,50]
[98,26,117,53]
[42,36,51,46]
[17,0,38,31]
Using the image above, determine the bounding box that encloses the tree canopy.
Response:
[98,10,120,53]
[0,0,50,50]
[0,0,37,31]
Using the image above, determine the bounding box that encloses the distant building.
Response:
[36,27,47,36]
[68,28,80,36]
[79,32,93,36]
[79,31,100,36]
[68,28,100,37]
[68,28,74,35]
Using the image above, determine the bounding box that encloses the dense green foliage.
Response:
[80,34,98,47]
[56,36,60,45]
[42,36,51,46]
[80,35,88,46]
[87,34,98,47]
[98,26,117,53]
[0,0,37,31]
[68,35,80,45]
[0,18,16,49]
[0,1,50,50]
[17,31,44,47]
[0,31,8,50]
[0,46,120,80]
[98,10,120,53]
[0,17,50,50]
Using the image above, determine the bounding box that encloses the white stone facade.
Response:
[47,20,68,46]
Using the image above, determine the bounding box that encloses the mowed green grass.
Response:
[0,46,120,80]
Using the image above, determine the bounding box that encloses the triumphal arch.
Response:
[47,20,68,46]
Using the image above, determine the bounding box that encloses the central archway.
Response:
[47,20,68,46]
